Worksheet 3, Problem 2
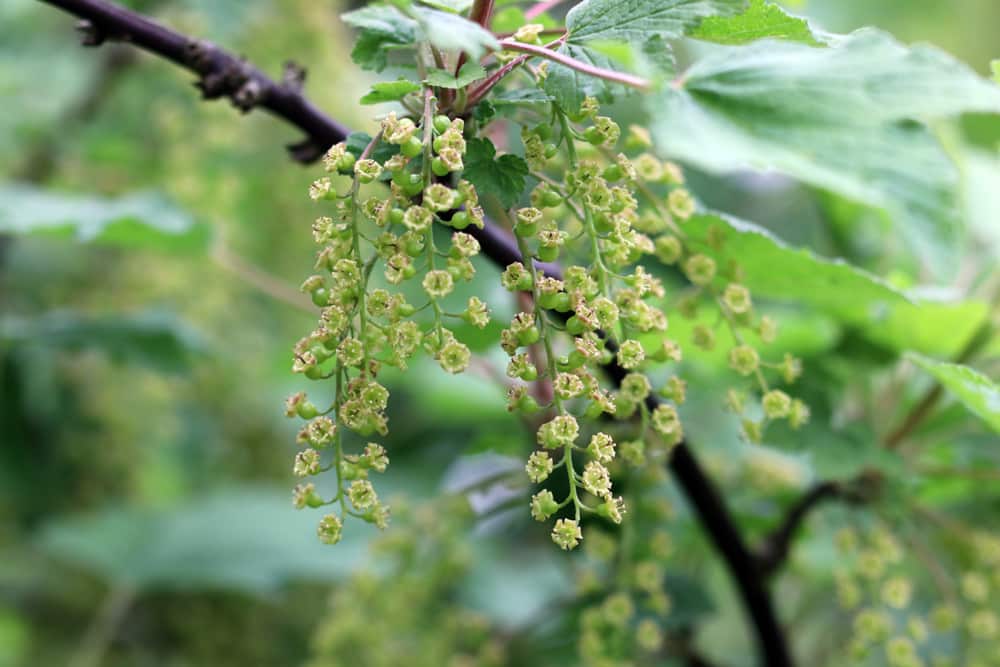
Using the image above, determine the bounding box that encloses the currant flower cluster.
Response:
[504,91,809,550]
[286,101,488,544]
[835,523,1000,667]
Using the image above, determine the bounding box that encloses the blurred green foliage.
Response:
[1,1,997,666]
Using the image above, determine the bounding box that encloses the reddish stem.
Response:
[525,0,567,20]
[500,38,651,90]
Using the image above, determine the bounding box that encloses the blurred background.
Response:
[1,1,997,666]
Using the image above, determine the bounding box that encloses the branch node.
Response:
[287,138,326,164]
[76,20,105,47]
[233,78,264,112]
[282,61,307,93]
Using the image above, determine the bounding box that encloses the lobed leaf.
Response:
[908,354,1000,433]
[425,62,487,89]
[566,0,744,44]
[650,29,1000,275]
[360,78,422,104]
[461,138,530,209]
[682,212,909,317]
[690,0,821,45]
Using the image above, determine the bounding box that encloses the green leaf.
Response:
[0,184,209,253]
[566,0,744,43]
[346,131,400,165]
[416,0,473,13]
[461,138,530,209]
[0,311,206,373]
[37,487,372,593]
[360,78,422,104]
[680,213,989,355]
[682,212,910,318]
[413,6,499,59]
[342,3,497,71]
[544,43,627,111]
[424,62,487,89]
[649,30,1000,275]
[909,354,1000,433]
[690,0,820,45]
[342,4,419,72]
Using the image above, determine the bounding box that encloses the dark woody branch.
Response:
[35,2,793,665]
[756,471,881,578]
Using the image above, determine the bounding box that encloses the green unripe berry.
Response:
[389,207,405,225]
[432,157,450,176]
[405,236,424,257]
[537,244,559,262]
[400,136,423,158]
[532,123,552,140]
[544,143,558,159]
[603,164,623,182]
[517,326,540,347]
[449,211,470,229]
[583,126,604,145]
[433,114,451,135]
[310,288,329,307]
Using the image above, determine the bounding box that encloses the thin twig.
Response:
[211,242,314,314]
[68,584,135,667]
[525,0,569,20]
[756,473,878,578]
[500,38,652,90]
[884,300,996,448]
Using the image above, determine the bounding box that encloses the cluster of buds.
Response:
[290,101,488,544]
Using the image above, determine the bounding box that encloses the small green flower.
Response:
[513,23,545,43]
[551,518,583,550]
[789,399,810,429]
[337,336,365,367]
[531,489,559,521]
[309,177,333,201]
[423,183,456,212]
[596,496,625,524]
[403,205,434,232]
[729,345,760,377]
[762,389,792,419]
[422,269,455,299]
[617,339,645,369]
[651,404,683,443]
[668,188,696,220]
[683,254,716,286]
[306,417,337,447]
[654,235,682,265]
[353,158,383,184]
[317,513,343,545]
[293,448,321,477]
[347,479,378,510]
[285,392,318,419]
[581,461,612,498]
[525,451,554,483]
[537,414,579,449]
[554,372,585,399]
[880,576,913,609]
[462,296,490,328]
[723,283,752,314]
[438,340,471,374]
[361,443,389,472]
[619,373,651,403]
[293,483,324,509]
[588,432,616,462]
